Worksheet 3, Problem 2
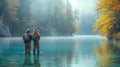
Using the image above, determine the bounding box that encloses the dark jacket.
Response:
[23,33,32,43]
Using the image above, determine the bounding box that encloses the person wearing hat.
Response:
[23,29,32,54]
[32,27,40,55]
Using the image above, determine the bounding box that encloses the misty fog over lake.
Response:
[0,0,120,67]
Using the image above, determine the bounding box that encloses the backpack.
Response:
[32,32,40,42]
[23,33,31,43]
[33,36,39,42]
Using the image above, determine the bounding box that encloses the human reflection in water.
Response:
[94,40,120,67]
[23,54,41,67]
[23,55,32,67]
[33,55,40,67]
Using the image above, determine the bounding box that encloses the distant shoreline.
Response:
[0,35,107,39]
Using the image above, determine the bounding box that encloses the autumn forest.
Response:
[0,0,120,40]
[0,0,79,36]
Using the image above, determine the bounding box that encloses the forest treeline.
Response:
[0,0,79,36]
[93,0,120,40]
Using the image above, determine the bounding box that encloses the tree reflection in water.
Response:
[94,40,120,67]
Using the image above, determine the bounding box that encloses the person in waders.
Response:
[32,28,40,55]
[23,29,32,54]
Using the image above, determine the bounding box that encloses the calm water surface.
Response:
[0,36,120,67]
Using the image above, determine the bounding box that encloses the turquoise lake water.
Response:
[0,36,120,67]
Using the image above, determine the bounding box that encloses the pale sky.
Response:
[68,0,97,14]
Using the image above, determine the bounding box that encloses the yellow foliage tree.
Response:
[93,0,120,39]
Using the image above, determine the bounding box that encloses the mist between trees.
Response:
[0,0,79,37]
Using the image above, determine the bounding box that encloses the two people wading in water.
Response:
[23,27,40,55]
